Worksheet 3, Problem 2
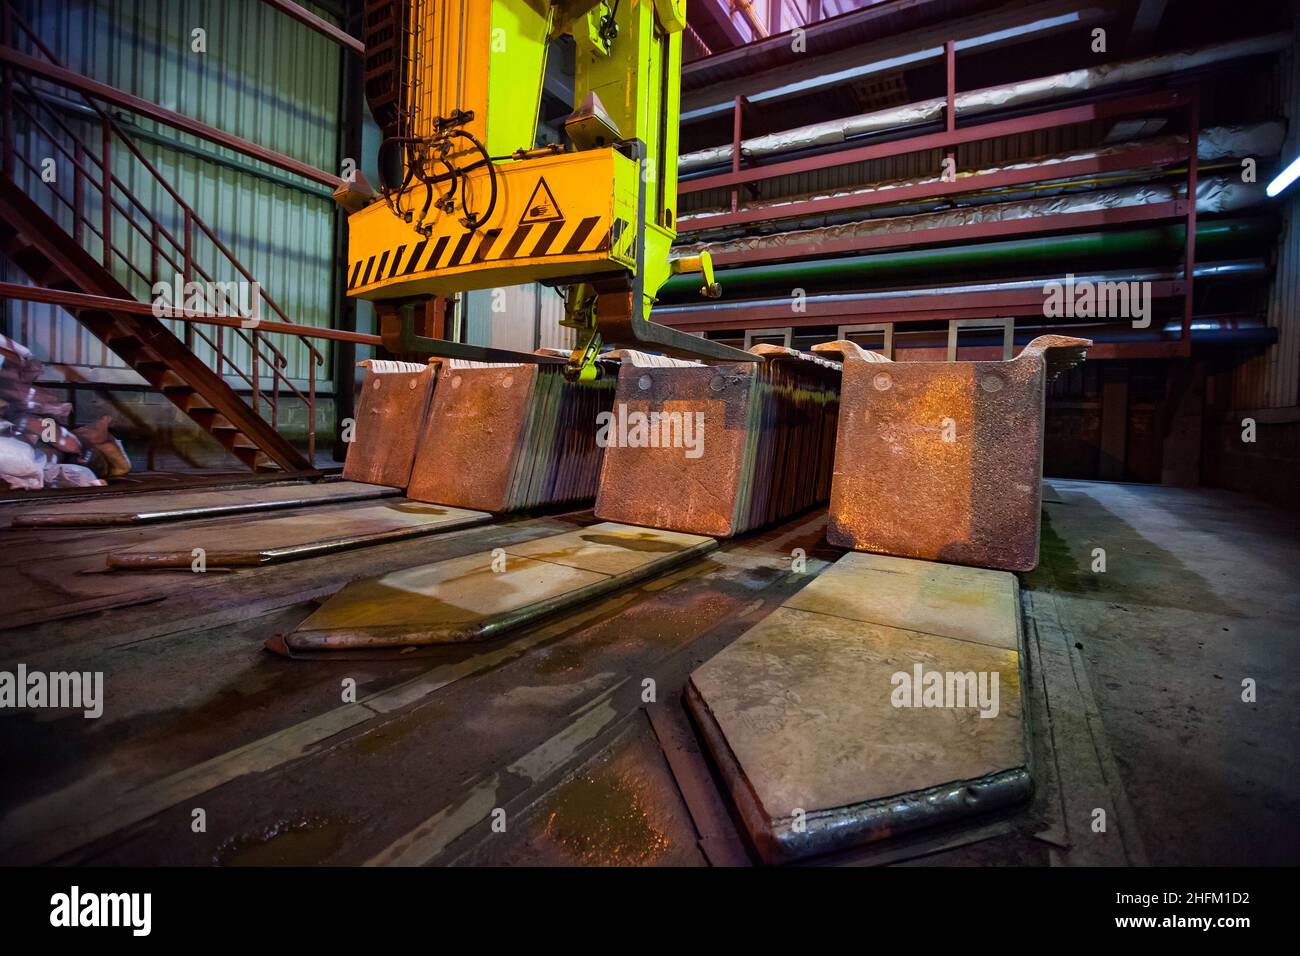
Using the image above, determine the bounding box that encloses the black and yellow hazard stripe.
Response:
[348,215,609,291]
[608,216,636,265]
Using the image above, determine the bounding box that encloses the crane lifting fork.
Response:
[337,0,752,378]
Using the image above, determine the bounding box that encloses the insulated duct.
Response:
[674,176,1267,261]
[678,33,1292,174]
[678,123,1285,235]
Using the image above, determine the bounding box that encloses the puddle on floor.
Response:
[215,814,353,866]
[537,761,672,865]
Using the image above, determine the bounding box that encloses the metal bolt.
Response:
[637,374,652,391]
[873,373,892,391]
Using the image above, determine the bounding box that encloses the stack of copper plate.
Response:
[736,345,842,533]
[595,345,841,537]
[407,356,615,513]
[811,335,1090,571]
[342,359,436,489]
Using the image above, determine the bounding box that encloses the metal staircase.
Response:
[0,5,321,472]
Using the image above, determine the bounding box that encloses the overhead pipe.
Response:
[678,123,1285,236]
[656,217,1275,301]
[680,2,1120,122]
[678,33,1292,174]
[659,260,1269,319]
[674,175,1266,262]
[730,0,768,39]
[665,257,1263,317]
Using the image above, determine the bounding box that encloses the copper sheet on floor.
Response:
[106,500,490,568]
[687,551,1029,865]
[8,481,397,528]
[280,522,717,651]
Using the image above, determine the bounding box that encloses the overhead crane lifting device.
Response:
[341,0,750,378]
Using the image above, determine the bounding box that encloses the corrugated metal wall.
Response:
[535,283,573,352]
[462,283,576,354]
[3,0,342,386]
[1235,34,1300,410]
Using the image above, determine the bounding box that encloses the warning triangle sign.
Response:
[520,177,564,225]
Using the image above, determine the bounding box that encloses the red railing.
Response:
[670,39,1200,358]
[0,3,325,461]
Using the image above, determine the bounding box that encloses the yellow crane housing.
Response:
[343,0,752,374]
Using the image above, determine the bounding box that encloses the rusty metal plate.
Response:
[407,363,541,512]
[281,522,717,651]
[814,335,1088,572]
[687,552,1028,865]
[105,500,490,568]
[342,361,437,489]
[7,480,396,527]
[785,550,1019,650]
[405,361,613,513]
[595,361,756,537]
[594,347,841,538]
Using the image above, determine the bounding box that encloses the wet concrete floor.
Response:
[0,479,1295,865]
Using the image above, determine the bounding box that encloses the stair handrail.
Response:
[0,1,325,462]
[5,77,314,424]
[2,7,325,369]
